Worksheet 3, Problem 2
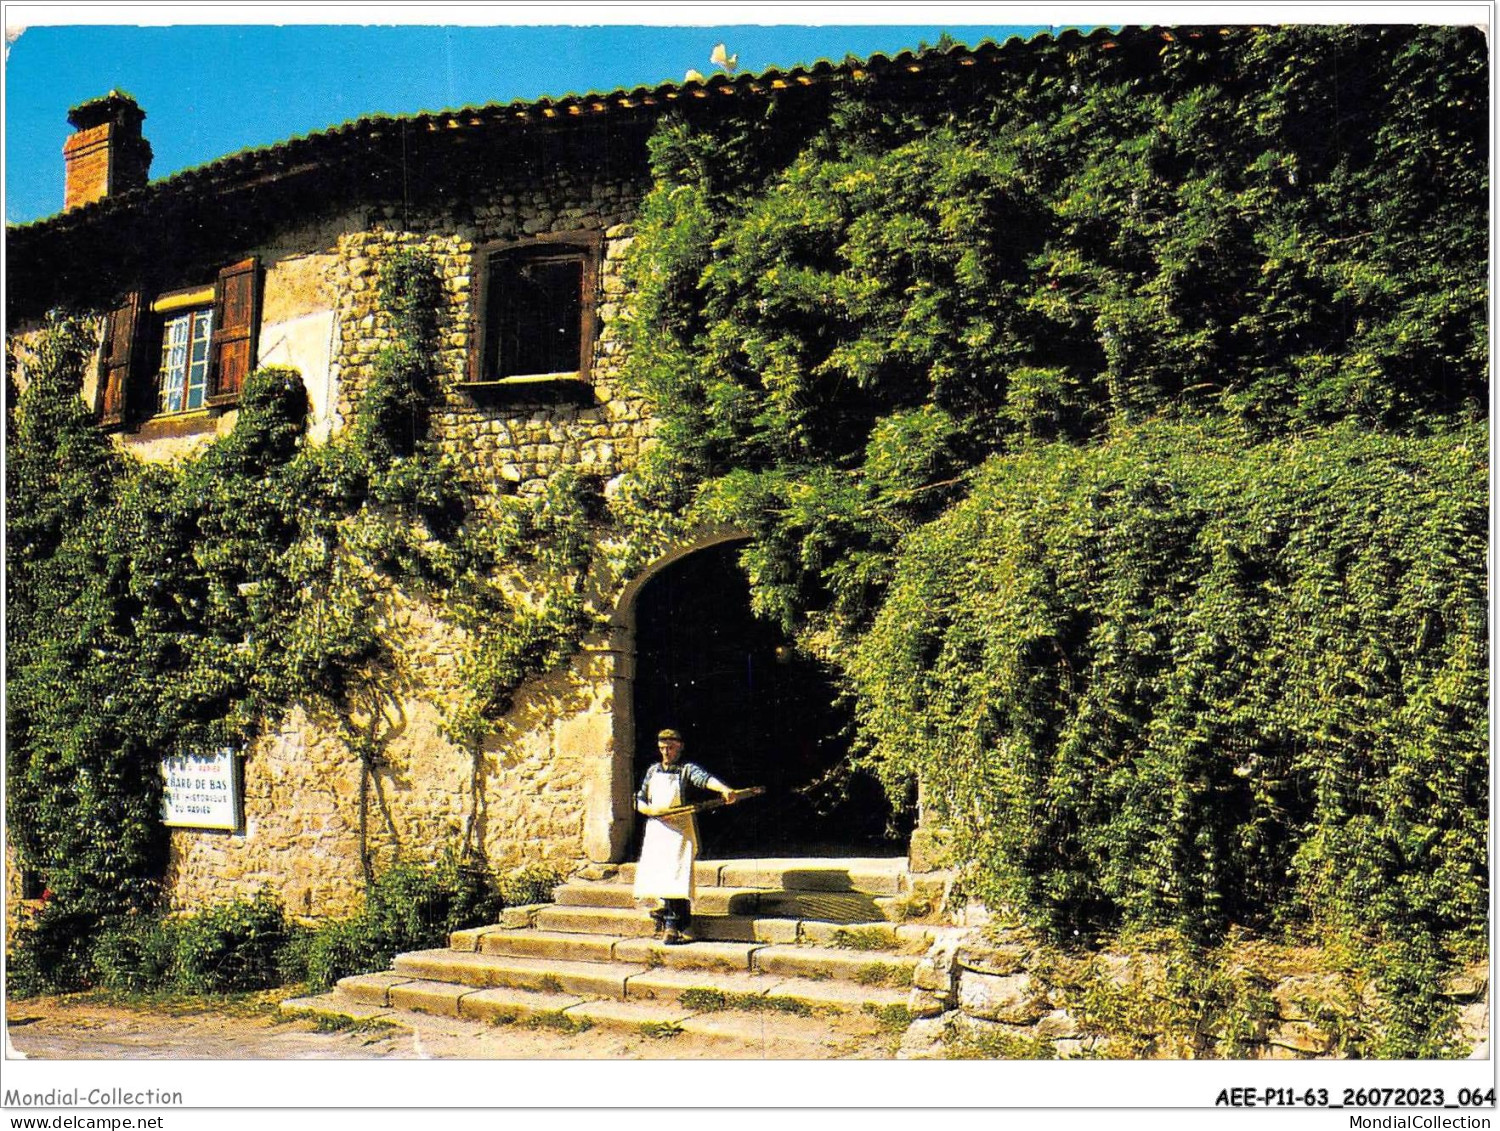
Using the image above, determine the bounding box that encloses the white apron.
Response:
[633,767,699,901]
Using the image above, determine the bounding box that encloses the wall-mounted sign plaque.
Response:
[161,748,241,830]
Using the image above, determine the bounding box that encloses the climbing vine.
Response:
[6,27,1488,1055]
[6,249,605,985]
[611,24,1487,1053]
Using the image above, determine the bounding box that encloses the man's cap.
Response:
[657,728,684,742]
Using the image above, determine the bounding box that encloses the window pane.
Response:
[487,251,584,377]
[185,310,214,410]
[158,314,190,414]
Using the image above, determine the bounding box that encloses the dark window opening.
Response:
[485,247,586,378]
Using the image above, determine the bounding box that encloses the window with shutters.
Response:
[468,233,600,388]
[98,257,261,430]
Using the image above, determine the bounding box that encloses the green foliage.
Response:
[851,421,1486,945]
[169,890,291,994]
[854,961,914,988]
[1028,929,1469,1059]
[622,25,1486,634]
[616,26,1487,1047]
[91,916,180,994]
[862,1002,914,1032]
[300,856,504,992]
[25,891,292,998]
[1053,933,1279,1059]
[8,251,602,988]
[305,1013,400,1035]
[497,863,561,908]
[943,1023,1056,1060]
[351,248,442,468]
[7,313,173,981]
[1364,929,1467,1059]
[299,917,385,996]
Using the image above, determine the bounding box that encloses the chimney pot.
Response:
[63,90,152,211]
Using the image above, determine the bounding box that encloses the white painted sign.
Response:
[161,748,241,830]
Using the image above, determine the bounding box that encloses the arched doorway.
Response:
[628,541,911,857]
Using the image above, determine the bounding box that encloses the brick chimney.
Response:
[63,91,152,210]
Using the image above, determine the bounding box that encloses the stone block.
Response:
[1271,973,1341,1021]
[1459,1001,1489,1043]
[956,942,1030,977]
[907,987,948,1019]
[896,1016,949,1060]
[751,918,801,945]
[480,929,616,964]
[1268,1020,1333,1057]
[388,979,469,1018]
[800,921,897,949]
[767,977,909,1015]
[907,825,952,872]
[912,958,951,994]
[1034,1008,1080,1041]
[957,969,1047,1025]
[459,985,584,1025]
[335,972,415,1007]
[448,925,503,953]
[1052,1037,1096,1060]
[614,938,758,973]
[1447,966,1490,1000]
[500,903,548,929]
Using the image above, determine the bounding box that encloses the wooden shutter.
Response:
[98,291,144,428]
[207,257,260,405]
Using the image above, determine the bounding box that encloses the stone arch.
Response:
[591,527,910,863]
[586,527,751,863]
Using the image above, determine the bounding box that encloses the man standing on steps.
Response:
[633,728,745,945]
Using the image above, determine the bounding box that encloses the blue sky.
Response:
[4,21,1066,225]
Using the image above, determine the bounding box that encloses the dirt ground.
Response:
[4,994,900,1060]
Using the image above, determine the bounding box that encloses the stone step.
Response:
[282,988,874,1055]
[553,882,766,915]
[616,857,908,896]
[466,929,620,964]
[336,971,419,1008]
[456,926,919,981]
[381,944,914,1018]
[613,937,764,973]
[393,948,648,998]
[553,881,884,922]
[330,975,591,1025]
[519,903,938,948]
[749,945,919,986]
[533,904,661,938]
[534,903,800,941]
[621,965,912,1015]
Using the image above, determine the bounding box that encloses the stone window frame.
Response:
[466,231,602,391]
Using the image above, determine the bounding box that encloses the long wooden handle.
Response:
[653,786,764,819]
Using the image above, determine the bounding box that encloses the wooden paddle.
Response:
[651,786,764,819]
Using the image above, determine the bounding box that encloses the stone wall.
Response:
[900,925,1491,1060]
[161,165,657,917]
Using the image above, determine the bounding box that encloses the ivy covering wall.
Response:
[5,26,1488,1051]
[615,21,1488,1038]
[6,253,601,985]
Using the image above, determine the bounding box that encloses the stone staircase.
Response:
[284,857,952,1054]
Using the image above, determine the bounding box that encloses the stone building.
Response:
[5,43,1031,919]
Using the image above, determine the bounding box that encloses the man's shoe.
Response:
[662,928,683,945]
